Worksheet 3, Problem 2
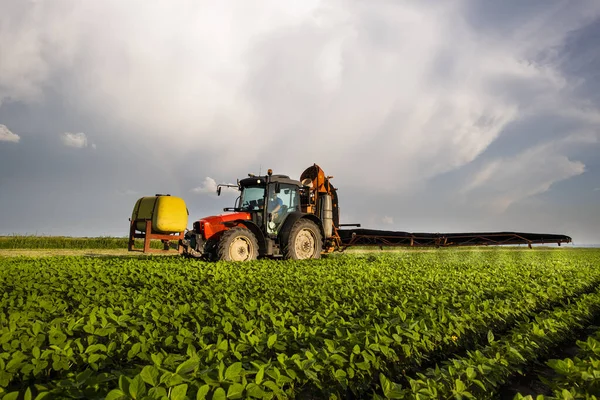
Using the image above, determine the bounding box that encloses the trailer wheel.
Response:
[217,227,259,261]
[283,219,322,260]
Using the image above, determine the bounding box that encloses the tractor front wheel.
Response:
[217,227,259,261]
[283,219,322,260]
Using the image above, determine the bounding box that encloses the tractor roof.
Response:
[239,174,303,188]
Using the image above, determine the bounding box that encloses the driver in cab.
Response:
[268,192,284,225]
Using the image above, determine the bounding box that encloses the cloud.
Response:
[594,187,600,192]
[191,177,238,195]
[1,1,599,194]
[60,132,88,148]
[382,216,394,225]
[0,124,20,142]
[462,140,586,212]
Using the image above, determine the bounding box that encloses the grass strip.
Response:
[0,236,164,250]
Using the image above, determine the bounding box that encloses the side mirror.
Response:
[217,187,222,196]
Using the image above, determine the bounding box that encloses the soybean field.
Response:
[1,249,600,399]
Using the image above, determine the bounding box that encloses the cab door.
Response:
[267,183,300,234]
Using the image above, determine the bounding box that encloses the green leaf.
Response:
[355,361,370,371]
[217,340,228,352]
[213,387,227,400]
[196,385,210,400]
[225,362,243,381]
[105,389,128,400]
[262,380,283,395]
[176,358,199,375]
[227,383,245,399]
[128,343,141,359]
[141,365,160,387]
[379,373,391,393]
[151,353,163,366]
[149,387,168,398]
[561,389,574,400]
[24,387,32,400]
[88,354,102,364]
[255,366,265,385]
[455,379,466,393]
[171,384,188,400]
[129,374,146,399]
[32,322,42,335]
[167,373,185,387]
[246,383,265,399]
[119,375,131,395]
[267,334,277,349]
[487,330,494,344]
[465,367,476,380]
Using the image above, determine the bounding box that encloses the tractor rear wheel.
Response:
[283,219,322,260]
[217,227,259,261]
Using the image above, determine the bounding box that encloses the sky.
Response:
[0,0,599,244]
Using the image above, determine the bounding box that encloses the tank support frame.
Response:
[128,219,184,253]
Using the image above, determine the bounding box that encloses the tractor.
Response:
[181,164,341,261]
[129,164,572,258]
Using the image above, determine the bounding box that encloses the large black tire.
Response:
[203,238,219,262]
[282,219,323,260]
[217,227,259,261]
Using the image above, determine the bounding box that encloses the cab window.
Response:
[275,184,299,213]
[240,186,265,210]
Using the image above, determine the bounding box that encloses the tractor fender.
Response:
[223,219,267,256]
[278,212,325,246]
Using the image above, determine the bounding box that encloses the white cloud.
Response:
[191,177,238,195]
[61,132,88,148]
[382,216,394,225]
[0,124,20,143]
[1,0,599,193]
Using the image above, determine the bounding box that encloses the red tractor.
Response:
[181,164,341,261]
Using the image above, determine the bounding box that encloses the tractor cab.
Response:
[234,174,302,235]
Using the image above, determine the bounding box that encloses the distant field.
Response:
[0,235,572,251]
[1,249,599,399]
[0,235,164,250]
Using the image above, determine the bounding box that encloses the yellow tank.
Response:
[131,195,188,233]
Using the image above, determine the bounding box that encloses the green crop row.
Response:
[0,236,164,249]
[0,250,599,399]
[515,326,600,400]
[386,288,600,399]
